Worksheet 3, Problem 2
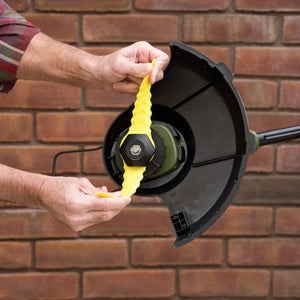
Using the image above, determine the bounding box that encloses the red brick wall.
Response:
[0,0,299,299]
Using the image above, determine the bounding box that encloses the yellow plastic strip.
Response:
[96,59,155,198]
[120,59,155,197]
[95,191,116,198]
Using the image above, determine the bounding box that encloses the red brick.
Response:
[277,145,300,173]
[36,112,118,143]
[83,147,106,174]
[247,112,300,133]
[195,46,231,66]
[283,16,300,44]
[81,207,173,237]
[0,146,79,174]
[0,210,77,239]
[275,207,300,235]
[136,0,229,11]
[131,238,223,266]
[83,15,178,43]
[0,273,78,299]
[0,113,32,142]
[273,270,300,298]
[237,15,277,43]
[0,242,31,269]
[228,238,300,266]
[218,14,277,43]
[183,15,205,42]
[246,145,274,173]
[87,175,119,192]
[236,175,300,204]
[35,0,130,11]
[180,269,270,297]
[205,206,273,236]
[50,146,80,175]
[0,81,80,110]
[234,79,277,109]
[280,80,300,109]
[131,195,164,204]
[206,15,233,42]
[36,239,127,269]
[42,213,78,237]
[235,0,300,11]
[235,47,300,77]
[25,14,78,43]
[184,15,277,43]
[5,0,29,11]
[86,88,135,109]
[83,270,175,298]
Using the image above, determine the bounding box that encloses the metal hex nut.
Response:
[120,134,155,166]
[130,144,142,156]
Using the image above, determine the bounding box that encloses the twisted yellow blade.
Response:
[120,59,155,197]
[96,59,155,198]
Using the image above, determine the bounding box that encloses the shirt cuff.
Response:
[0,19,40,93]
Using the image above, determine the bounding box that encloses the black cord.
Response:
[52,145,103,176]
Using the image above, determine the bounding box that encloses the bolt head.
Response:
[120,134,155,167]
[130,145,142,156]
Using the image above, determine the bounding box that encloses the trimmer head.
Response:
[103,42,300,247]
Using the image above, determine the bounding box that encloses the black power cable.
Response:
[52,145,103,176]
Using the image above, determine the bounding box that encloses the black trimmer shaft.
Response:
[257,125,300,147]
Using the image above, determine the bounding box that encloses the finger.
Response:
[127,62,152,79]
[95,186,107,194]
[128,75,143,85]
[86,194,131,211]
[101,186,108,192]
[110,191,122,197]
[77,177,100,196]
[149,61,167,84]
[86,208,124,223]
[149,69,164,84]
[113,81,140,94]
[149,50,170,83]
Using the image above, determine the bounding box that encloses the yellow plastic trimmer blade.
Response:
[97,59,155,198]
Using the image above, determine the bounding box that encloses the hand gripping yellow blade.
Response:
[96,59,155,198]
[120,59,156,197]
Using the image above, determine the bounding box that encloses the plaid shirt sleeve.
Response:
[0,0,40,93]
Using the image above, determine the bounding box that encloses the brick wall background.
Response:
[0,0,299,299]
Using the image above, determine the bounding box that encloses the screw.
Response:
[130,144,142,156]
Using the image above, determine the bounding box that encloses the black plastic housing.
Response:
[103,42,257,247]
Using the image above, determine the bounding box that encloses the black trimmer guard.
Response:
[103,42,300,247]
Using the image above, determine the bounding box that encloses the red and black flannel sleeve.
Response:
[0,0,40,93]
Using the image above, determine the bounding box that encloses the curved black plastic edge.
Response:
[173,154,248,247]
[159,42,256,247]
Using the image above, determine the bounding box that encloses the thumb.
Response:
[128,62,152,78]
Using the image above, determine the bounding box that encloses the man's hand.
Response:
[97,41,170,94]
[17,33,169,94]
[37,176,131,231]
[0,164,130,232]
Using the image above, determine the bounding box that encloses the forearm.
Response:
[16,32,104,88]
[16,33,169,94]
[0,163,131,231]
[0,163,45,207]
